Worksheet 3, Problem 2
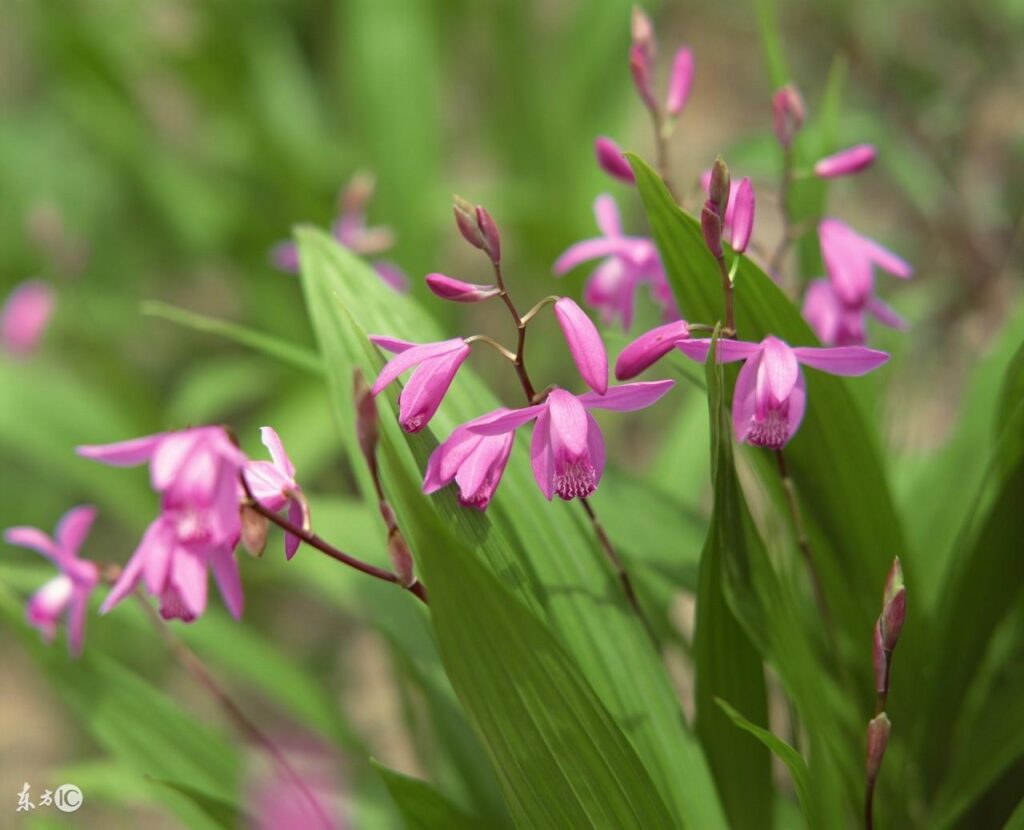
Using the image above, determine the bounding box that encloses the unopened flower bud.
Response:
[772,84,806,149]
[731,177,755,254]
[387,529,416,587]
[425,273,500,303]
[631,6,655,60]
[629,44,657,111]
[353,370,379,467]
[594,136,636,183]
[865,713,891,783]
[240,505,269,557]
[814,144,877,179]
[709,157,731,217]
[665,48,694,117]
[701,201,723,258]
[453,195,485,251]
[879,557,906,653]
[340,171,375,216]
[475,206,501,264]
[873,620,888,696]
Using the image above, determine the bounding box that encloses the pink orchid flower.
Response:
[4,506,99,657]
[554,195,671,329]
[77,427,248,622]
[272,174,407,292]
[2,280,56,357]
[369,336,471,433]
[594,136,636,184]
[423,410,515,510]
[802,279,907,347]
[467,381,674,501]
[677,336,889,448]
[819,218,912,308]
[244,427,309,559]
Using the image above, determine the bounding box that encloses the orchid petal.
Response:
[554,298,608,394]
[259,426,295,478]
[530,409,555,501]
[172,547,208,619]
[4,527,61,563]
[584,413,606,491]
[285,497,306,560]
[553,238,630,274]
[397,347,469,432]
[467,404,545,436]
[372,260,409,293]
[76,433,165,467]
[55,506,98,558]
[732,353,760,443]
[100,547,146,614]
[866,297,909,330]
[792,346,890,375]
[547,389,589,457]
[370,338,466,395]
[676,338,761,364]
[594,194,622,238]
[784,372,807,446]
[579,379,675,412]
[140,518,175,595]
[760,336,800,402]
[210,551,244,619]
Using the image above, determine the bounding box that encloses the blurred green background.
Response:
[1,0,1022,826]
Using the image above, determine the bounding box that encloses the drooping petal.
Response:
[467,404,545,436]
[802,279,841,345]
[784,372,808,446]
[259,426,295,478]
[676,338,761,365]
[594,194,623,239]
[244,461,291,510]
[100,543,147,614]
[594,137,635,184]
[553,298,608,394]
[397,347,470,432]
[553,237,630,274]
[55,506,98,559]
[819,219,875,306]
[423,427,483,494]
[665,48,694,116]
[731,353,761,443]
[866,296,909,330]
[4,526,61,563]
[546,389,589,459]
[210,550,244,619]
[172,546,208,619]
[861,236,913,279]
[578,379,675,411]
[368,335,416,354]
[530,409,555,501]
[583,413,606,491]
[615,320,690,379]
[140,517,176,595]
[76,433,165,467]
[759,336,800,402]
[370,338,466,395]
[791,345,890,375]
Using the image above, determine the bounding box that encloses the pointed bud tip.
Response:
[866,713,891,780]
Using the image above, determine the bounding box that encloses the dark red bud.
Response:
[701,201,723,258]
[476,206,501,264]
[709,157,731,217]
[866,713,891,782]
[453,195,485,251]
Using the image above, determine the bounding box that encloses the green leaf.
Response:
[629,152,906,690]
[1004,797,1024,830]
[753,0,789,89]
[296,228,727,828]
[374,762,481,830]
[715,698,813,828]
[694,334,774,830]
[142,301,322,377]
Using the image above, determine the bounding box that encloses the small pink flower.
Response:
[802,279,906,347]
[615,319,691,380]
[730,178,755,254]
[819,218,912,307]
[665,47,694,116]
[2,280,56,357]
[814,144,877,179]
[369,337,471,432]
[425,273,501,303]
[554,195,669,329]
[594,136,636,184]
[77,427,248,621]
[771,84,805,149]
[554,298,609,395]
[5,506,99,657]
[244,427,309,560]
[677,336,889,448]
[467,381,674,501]
[423,411,515,510]
[272,173,406,292]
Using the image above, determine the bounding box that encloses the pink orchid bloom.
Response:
[594,136,636,184]
[467,381,674,501]
[615,319,691,380]
[244,427,309,559]
[271,174,407,292]
[4,506,99,657]
[554,195,670,329]
[2,280,56,357]
[369,336,471,433]
[665,47,694,116]
[802,279,907,347]
[677,336,889,448]
[553,297,609,394]
[423,410,515,509]
[77,427,248,622]
[819,218,913,308]
[814,144,877,179]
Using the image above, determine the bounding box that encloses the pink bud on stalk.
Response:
[730,178,755,254]
[476,206,501,264]
[631,6,656,60]
[772,84,806,149]
[665,48,694,116]
[594,136,636,184]
[452,197,501,264]
[629,44,657,111]
[425,273,500,303]
[873,558,906,698]
[701,201,724,258]
[709,158,731,217]
[353,370,380,467]
[814,144,877,178]
[554,297,609,395]
[865,713,891,784]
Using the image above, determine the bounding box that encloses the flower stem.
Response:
[768,148,795,292]
[492,262,537,401]
[240,475,428,605]
[774,449,842,671]
[134,592,332,828]
[864,778,877,830]
[648,108,679,203]
[715,254,736,336]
